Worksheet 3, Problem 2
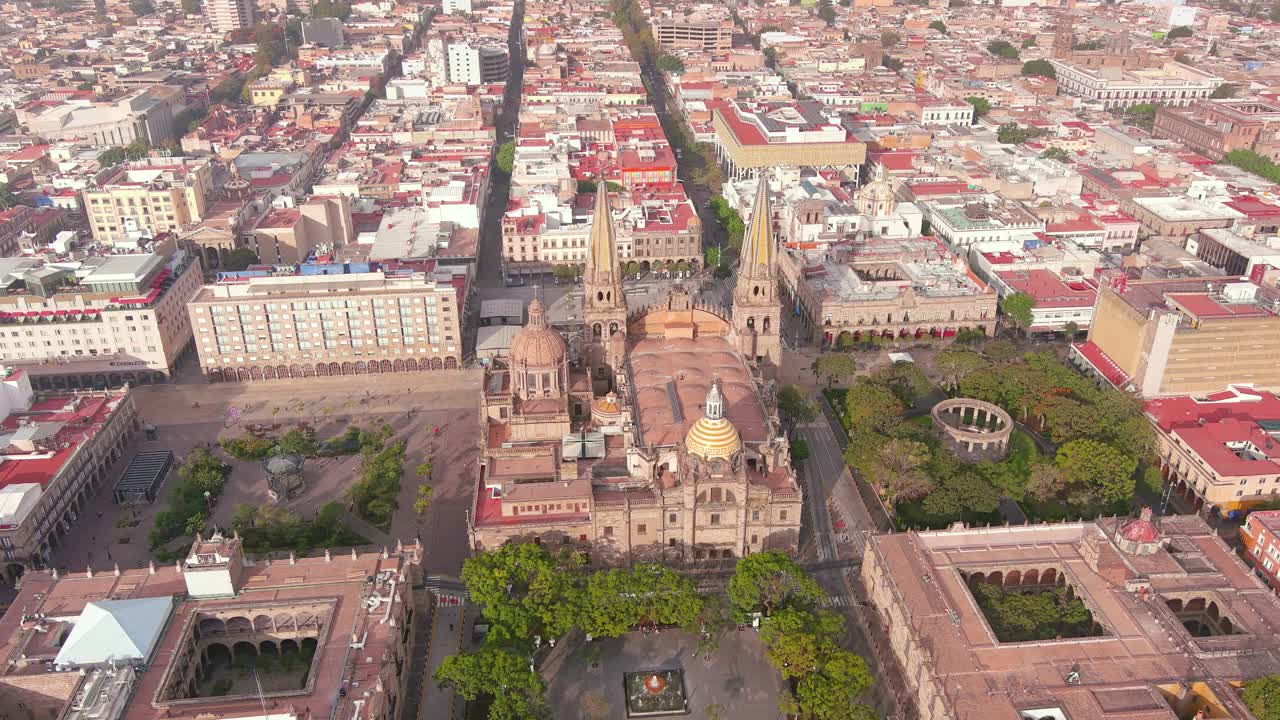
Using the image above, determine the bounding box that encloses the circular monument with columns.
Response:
[931,398,1013,463]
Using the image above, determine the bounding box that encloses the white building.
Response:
[918,195,1046,250]
[443,0,471,13]
[446,42,509,86]
[919,102,974,127]
[1051,60,1222,110]
[206,0,255,35]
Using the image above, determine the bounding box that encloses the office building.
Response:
[206,0,256,35]
[446,42,509,86]
[1050,60,1223,110]
[0,250,203,389]
[188,262,466,382]
[652,14,734,52]
[1073,277,1280,397]
[83,157,215,246]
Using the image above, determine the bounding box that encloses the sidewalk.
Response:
[420,600,466,720]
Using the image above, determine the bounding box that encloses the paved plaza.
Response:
[47,371,483,576]
[543,630,784,720]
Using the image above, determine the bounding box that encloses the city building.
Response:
[1241,509,1280,593]
[990,268,1098,334]
[1073,277,1280,397]
[447,41,510,86]
[0,531,420,720]
[1153,99,1280,161]
[1050,60,1223,110]
[251,195,355,265]
[443,0,471,13]
[652,14,734,52]
[1190,227,1280,278]
[862,515,1280,719]
[83,157,215,246]
[301,17,345,47]
[21,86,186,148]
[206,0,256,35]
[1148,385,1280,517]
[0,250,203,389]
[780,237,998,347]
[917,195,1046,250]
[1127,195,1243,239]
[469,185,802,562]
[188,262,466,382]
[712,101,866,178]
[0,370,136,582]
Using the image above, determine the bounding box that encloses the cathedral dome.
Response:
[510,298,566,368]
[685,381,742,459]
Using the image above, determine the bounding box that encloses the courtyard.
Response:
[543,630,785,720]
[47,370,483,577]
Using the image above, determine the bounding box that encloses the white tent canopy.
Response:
[54,596,174,667]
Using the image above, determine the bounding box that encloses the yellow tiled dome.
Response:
[684,380,741,459]
[685,416,741,459]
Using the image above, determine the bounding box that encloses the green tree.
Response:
[1244,675,1280,720]
[999,292,1036,330]
[496,141,515,174]
[871,361,930,407]
[97,147,127,168]
[986,39,1020,60]
[1166,25,1193,40]
[921,468,1000,519]
[128,0,153,14]
[0,184,19,210]
[864,438,934,503]
[1056,439,1137,503]
[413,485,433,516]
[655,54,685,73]
[1021,36,1037,48]
[1073,38,1105,50]
[1021,59,1057,79]
[727,551,823,619]
[997,122,1029,144]
[791,438,811,462]
[277,428,318,456]
[1212,82,1238,98]
[795,649,875,720]
[813,353,858,387]
[222,247,259,271]
[845,378,904,434]
[928,19,947,33]
[880,30,900,48]
[1041,146,1071,162]
[934,346,988,390]
[434,645,546,714]
[759,607,842,678]
[553,264,579,283]
[181,0,200,12]
[777,385,817,433]
[816,0,836,24]
[882,55,904,72]
[461,543,583,641]
[964,96,991,119]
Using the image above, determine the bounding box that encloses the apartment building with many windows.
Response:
[188,262,468,382]
[0,249,203,389]
[1241,509,1280,593]
[83,157,214,246]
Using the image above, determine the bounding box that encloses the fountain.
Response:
[623,669,688,717]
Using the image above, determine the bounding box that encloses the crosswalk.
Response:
[819,595,856,609]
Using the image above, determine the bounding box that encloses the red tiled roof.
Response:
[1072,341,1129,388]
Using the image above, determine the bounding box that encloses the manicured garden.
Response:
[830,347,1153,529]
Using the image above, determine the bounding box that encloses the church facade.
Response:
[469,178,803,564]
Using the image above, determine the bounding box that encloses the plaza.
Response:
[45,370,483,577]
[544,630,785,720]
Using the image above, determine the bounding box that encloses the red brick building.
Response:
[1242,509,1280,593]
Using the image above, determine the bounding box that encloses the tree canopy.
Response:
[1021,59,1056,79]
[1245,675,1280,720]
[727,551,823,619]
[964,96,990,119]
[813,353,858,387]
[496,141,515,174]
[928,19,947,33]
[461,542,584,642]
[999,292,1036,330]
[777,385,817,434]
[986,39,1020,59]
[1166,25,1193,40]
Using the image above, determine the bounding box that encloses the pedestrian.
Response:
[449,623,454,631]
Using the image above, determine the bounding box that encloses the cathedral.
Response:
[468,177,803,563]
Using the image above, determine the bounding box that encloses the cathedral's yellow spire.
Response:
[742,172,775,279]
[587,185,621,287]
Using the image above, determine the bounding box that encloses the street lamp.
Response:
[203,491,212,515]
